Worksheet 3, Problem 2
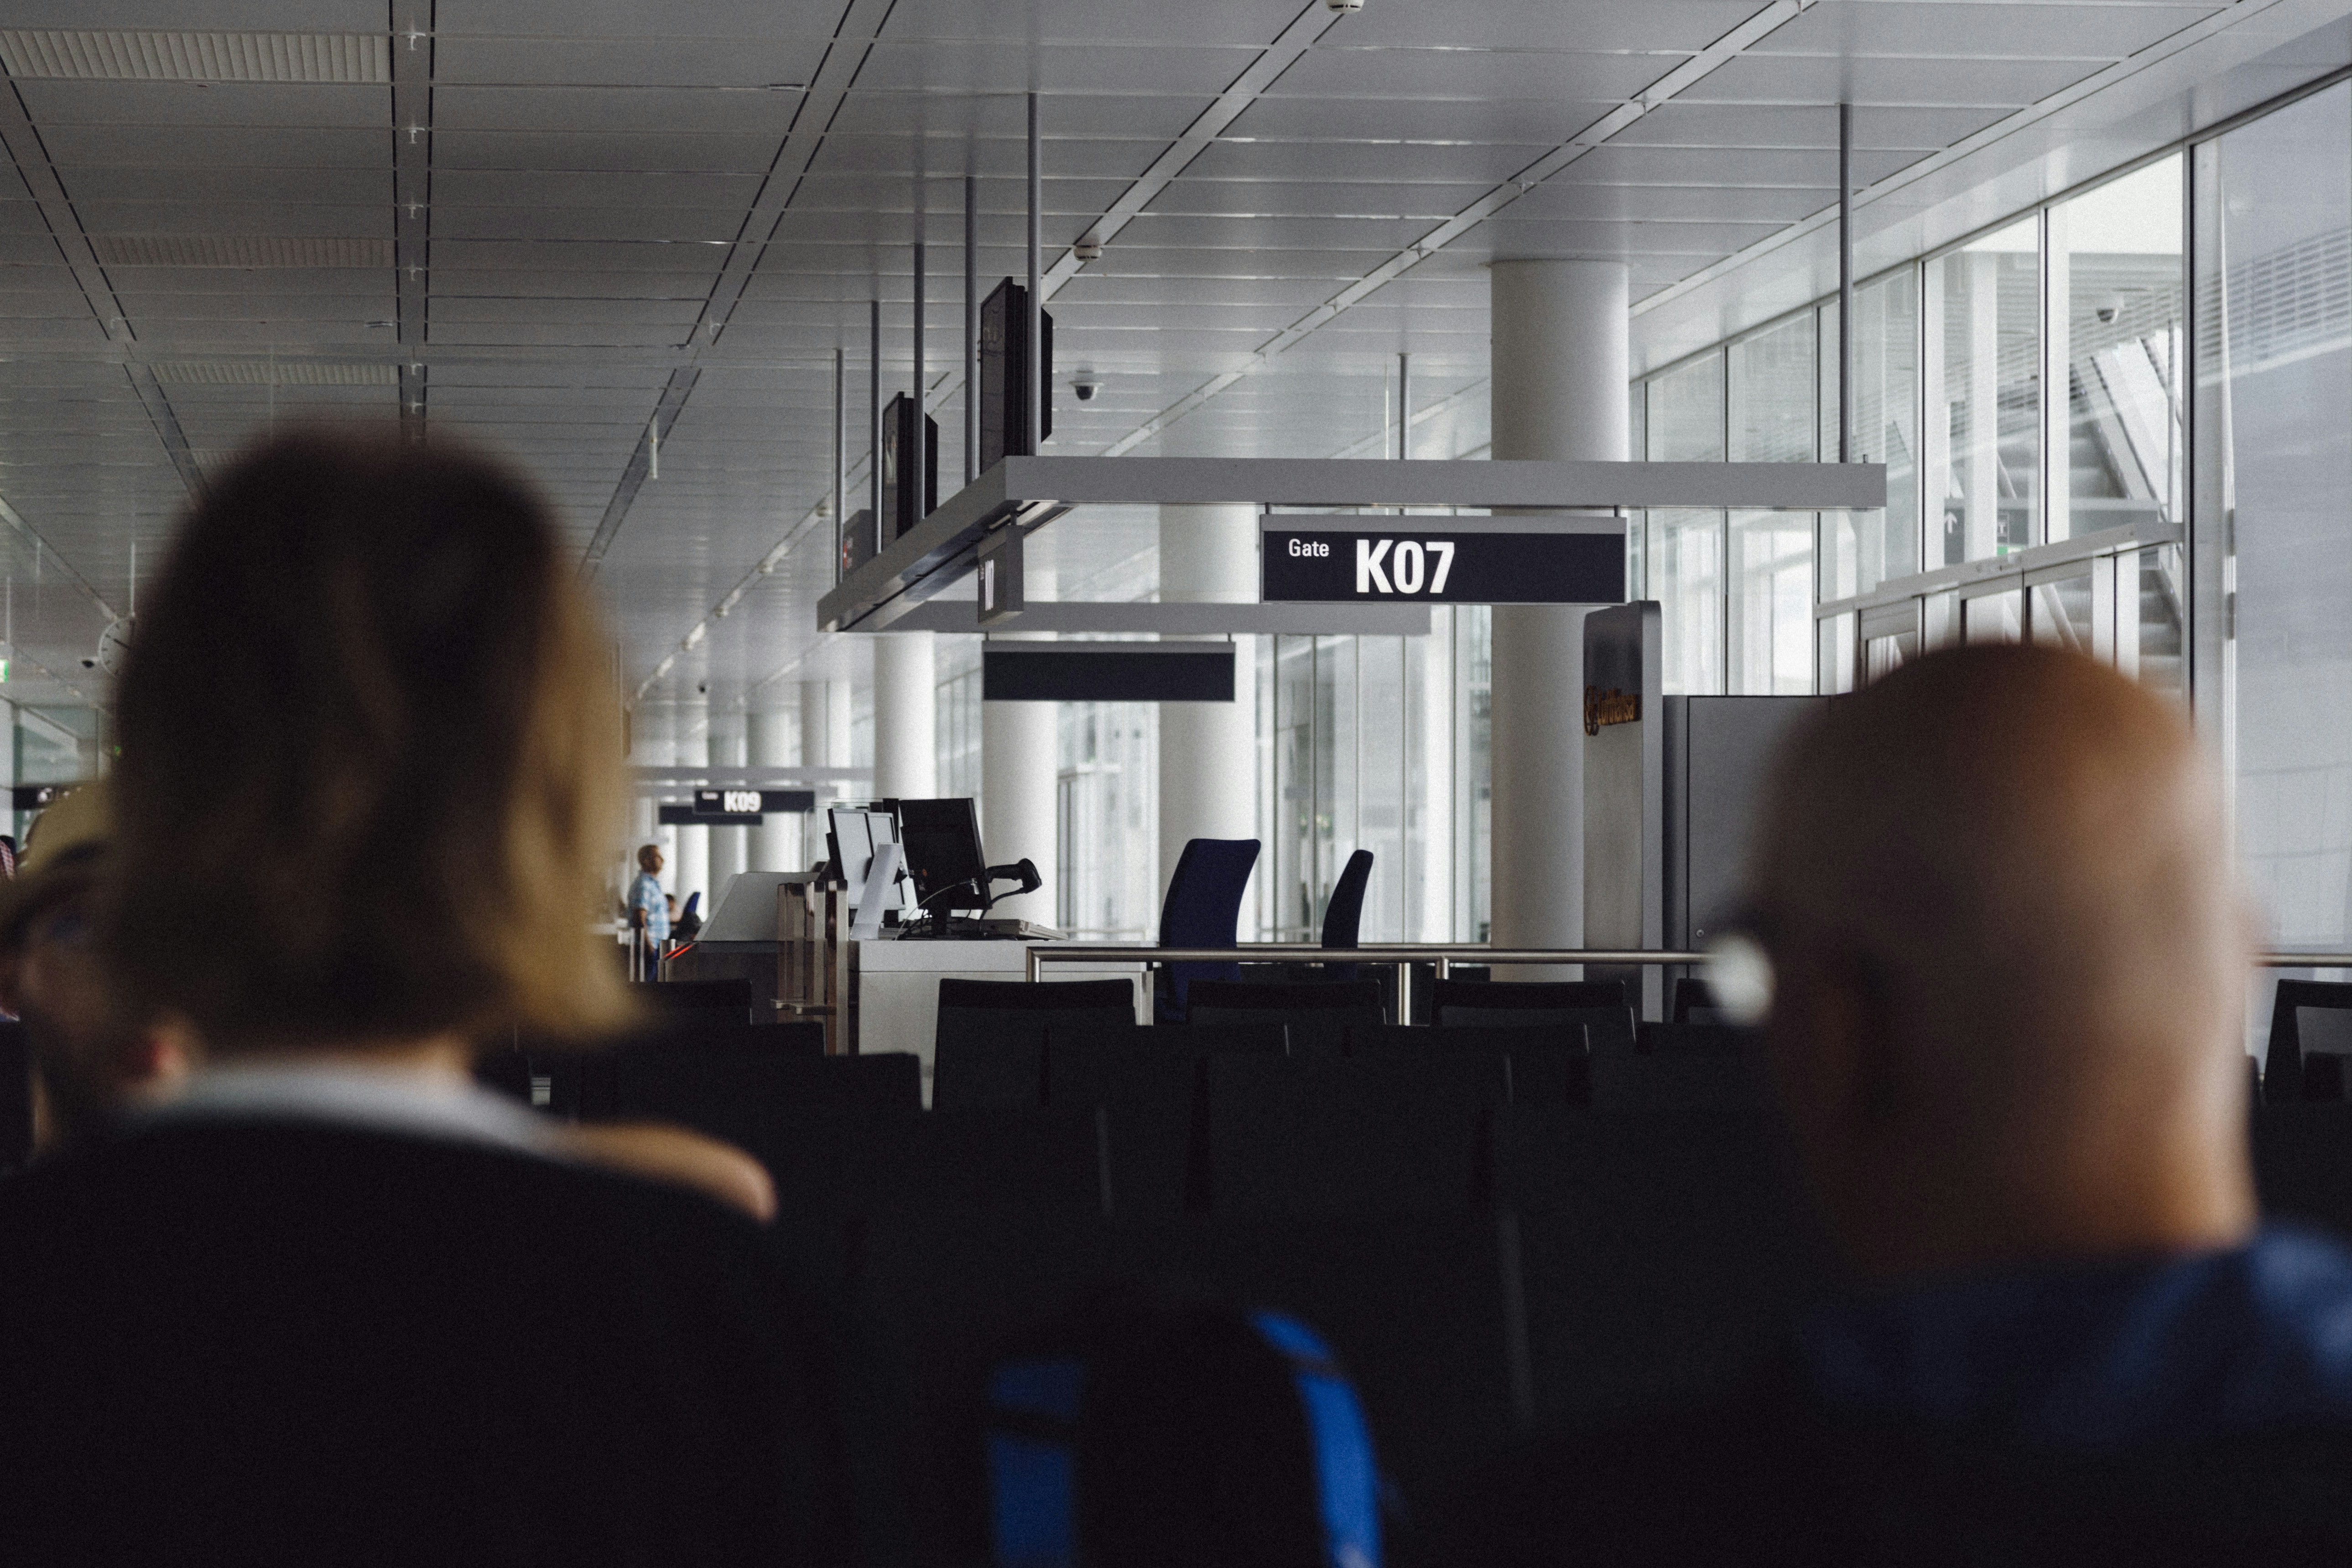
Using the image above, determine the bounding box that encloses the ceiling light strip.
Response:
[1099,0,1822,457]
[0,30,390,83]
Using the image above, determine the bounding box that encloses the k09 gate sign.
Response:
[1259,526,1625,606]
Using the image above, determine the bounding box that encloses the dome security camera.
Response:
[1073,378,1099,402]
[2094,294,2124,326]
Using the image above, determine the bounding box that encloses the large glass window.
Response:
[2195,82,2352,953]
[1823,273,1921,599]
[2053,156,2185,544]
[1647,351,1726,694]
[1728,317,1817,694]
[1929,218,2041,564]
[1057,701,1157,937]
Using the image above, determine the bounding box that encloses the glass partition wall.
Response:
[1628,73,2352,1048]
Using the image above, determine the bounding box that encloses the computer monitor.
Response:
[829,806,912,918]
[896,797,989,912]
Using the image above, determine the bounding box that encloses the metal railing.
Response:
[1027,944,1713,1022]
[1026,943,2352,1021]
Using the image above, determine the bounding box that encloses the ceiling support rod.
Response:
[965,172,980,485]
[911,165,927,524]
[1026,91,1043,455]
[1838,100,1854,465]
[1396,351,1410,461]
[869,297,882,560]
[831,346,845,585]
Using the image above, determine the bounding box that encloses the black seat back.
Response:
[1432,977,1625,1013]
[937,977,1137,1012]
[1437,1002,1635,1053]
[2253,1103,2352,1240]
[1637,1020,1760,1055]
[630,977,756,1026]
[1204,1053,1506,1214]
[2266,979,2352,1103]
[1498,1101,1821,1424]
[1349,1022,1592,1105]
[0,1021,29,1177]
[602,1048,921,1140]
[933,1007,1131,1112]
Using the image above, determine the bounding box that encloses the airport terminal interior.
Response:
[10,0,2352,1558]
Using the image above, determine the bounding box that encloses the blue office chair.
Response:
[1157,838,1260,1023]
[1321,850,1373,950]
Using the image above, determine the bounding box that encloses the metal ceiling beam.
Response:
[391,0,434,429]
[0,73,205,504]
[580,0,896,582]
[818,456,1885,632]
[886,599,1432,637]
[578,366,699,578]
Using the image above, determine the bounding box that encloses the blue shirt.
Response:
[1800,1225,2352,1451]
[628,871,668,941]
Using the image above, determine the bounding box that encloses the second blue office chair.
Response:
[1157,838,1260,1023]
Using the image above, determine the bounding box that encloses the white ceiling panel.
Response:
[432,84,806,135]
[1751,2,2223,60]
[1268,47,1678,104]
[434,37,832,88]
[13,80,389,127]
[0,0,2315,716]
[432,129,786,172]
[1681,52,2112,107]
[1611,101,2014,149]
[1335,0,1763,53]
[434,0,846,40]
[1223,94,1626,143]
[38,124,390,164]
[432,168,766,207]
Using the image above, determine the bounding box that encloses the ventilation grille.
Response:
[0,30,389,83]
[151,361,399,386]
[89,234,393,269]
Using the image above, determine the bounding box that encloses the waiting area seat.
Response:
[932,980,1140,1114]
[1186,977,1385,1057]
[1155,838,1260,1022]
[1202,1052,1508,1215]
[2264,979,2352,1103]
[629,977,757,1027]
[1348,1022,1592,1105]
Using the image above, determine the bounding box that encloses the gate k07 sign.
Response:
[1259,520,1625,606]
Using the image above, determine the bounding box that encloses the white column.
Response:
[748,706,799,872]
[982,662,1058,924]
[1157,504,1259,921]
[706,711,748,911]
[801,678,853,865]
[1487,259,1628,962]
[874,633,937,800]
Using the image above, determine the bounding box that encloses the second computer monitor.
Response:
[897,797,989,912]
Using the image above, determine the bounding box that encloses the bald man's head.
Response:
[1750,645,2253,1278]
